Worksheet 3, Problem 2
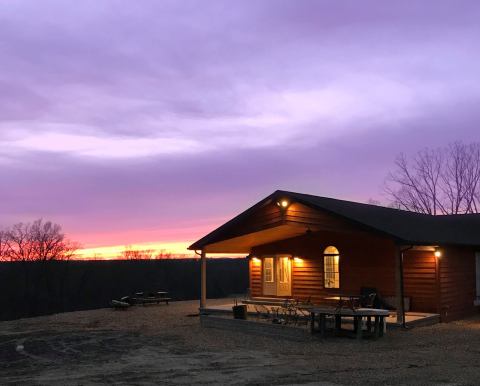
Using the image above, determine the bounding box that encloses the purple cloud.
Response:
[1,1,479,250]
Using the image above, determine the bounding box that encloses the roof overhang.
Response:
[188,189,480,253]
[200,223,314,253]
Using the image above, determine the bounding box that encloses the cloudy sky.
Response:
[1,1,479,256]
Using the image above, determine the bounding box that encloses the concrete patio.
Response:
[202,302,441,329]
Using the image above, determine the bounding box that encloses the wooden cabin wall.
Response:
[284,202,359,232]
[439,247,477,322]
[249,258,262,297]
[225,202,284,241]
[291,257,324,303]
[402,250,438,313]
[250,230,397,303]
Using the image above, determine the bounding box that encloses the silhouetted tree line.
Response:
[0,259,248,321]
[120,246,178,260]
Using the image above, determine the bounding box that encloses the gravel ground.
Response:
[1,299,480,385]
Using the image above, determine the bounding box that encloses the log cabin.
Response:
[189,190,480,323]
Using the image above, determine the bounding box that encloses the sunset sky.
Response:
[1,1,479,258]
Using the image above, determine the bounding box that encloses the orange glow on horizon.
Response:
[76,241,193,260]
[70,218,249,260]
[75,241,247,260]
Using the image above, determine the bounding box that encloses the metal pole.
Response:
[399,249,406,328]
[396,245,412,328]
[395,246,405,326]
[200,250,207,310]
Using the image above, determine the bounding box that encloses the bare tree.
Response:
[0,230,8,260]
[0,219,80,261]
[441,142,480,214]
[385,142,480,214]
[0,219,80,316]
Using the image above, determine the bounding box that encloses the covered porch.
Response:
[202,300,441,329]
[189,192,443,330]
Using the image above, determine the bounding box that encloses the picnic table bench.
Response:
[310,306,389,340]
[133,291,172,305]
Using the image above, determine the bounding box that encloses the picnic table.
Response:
[133,291,172,305]
[310,306,389,339]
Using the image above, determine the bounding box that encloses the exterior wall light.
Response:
[251,257,260,263]
[277,199,289,208]
[434,248,442,258]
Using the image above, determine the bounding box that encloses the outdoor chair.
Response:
[281,299,311,326]
[360,293,377,308]
[359,287,395,310]
[254,304,272,321]
[297,296,313,307]
[295,306,311,326]
[281,300,296,325]
[360,287,378,308]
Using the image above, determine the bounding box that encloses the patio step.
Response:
[242,297,290,306]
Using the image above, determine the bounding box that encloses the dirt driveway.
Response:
[1,299,480,385]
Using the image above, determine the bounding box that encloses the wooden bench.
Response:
[310,307,390,340]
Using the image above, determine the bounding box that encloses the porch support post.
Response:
[200,250,207,311]
[395,245,405,326]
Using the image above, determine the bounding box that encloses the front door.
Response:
[276,256,292,297]
[262,257,276,296]
[262,255,292,297]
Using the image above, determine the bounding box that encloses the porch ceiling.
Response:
[202,223,314,253]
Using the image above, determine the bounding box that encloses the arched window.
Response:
[324,246,340,289]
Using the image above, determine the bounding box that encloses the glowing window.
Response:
[264,257,274,283]
[324,246,340,289]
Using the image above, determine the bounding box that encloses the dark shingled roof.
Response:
[281,190,480,247]
[189,190,480,249]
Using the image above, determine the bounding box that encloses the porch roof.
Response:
[194,223,315,253]
[189,190,480,252]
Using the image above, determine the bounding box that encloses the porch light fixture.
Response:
[251,257,260,263]
[434,248,442,258]
[277,199,289,208]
